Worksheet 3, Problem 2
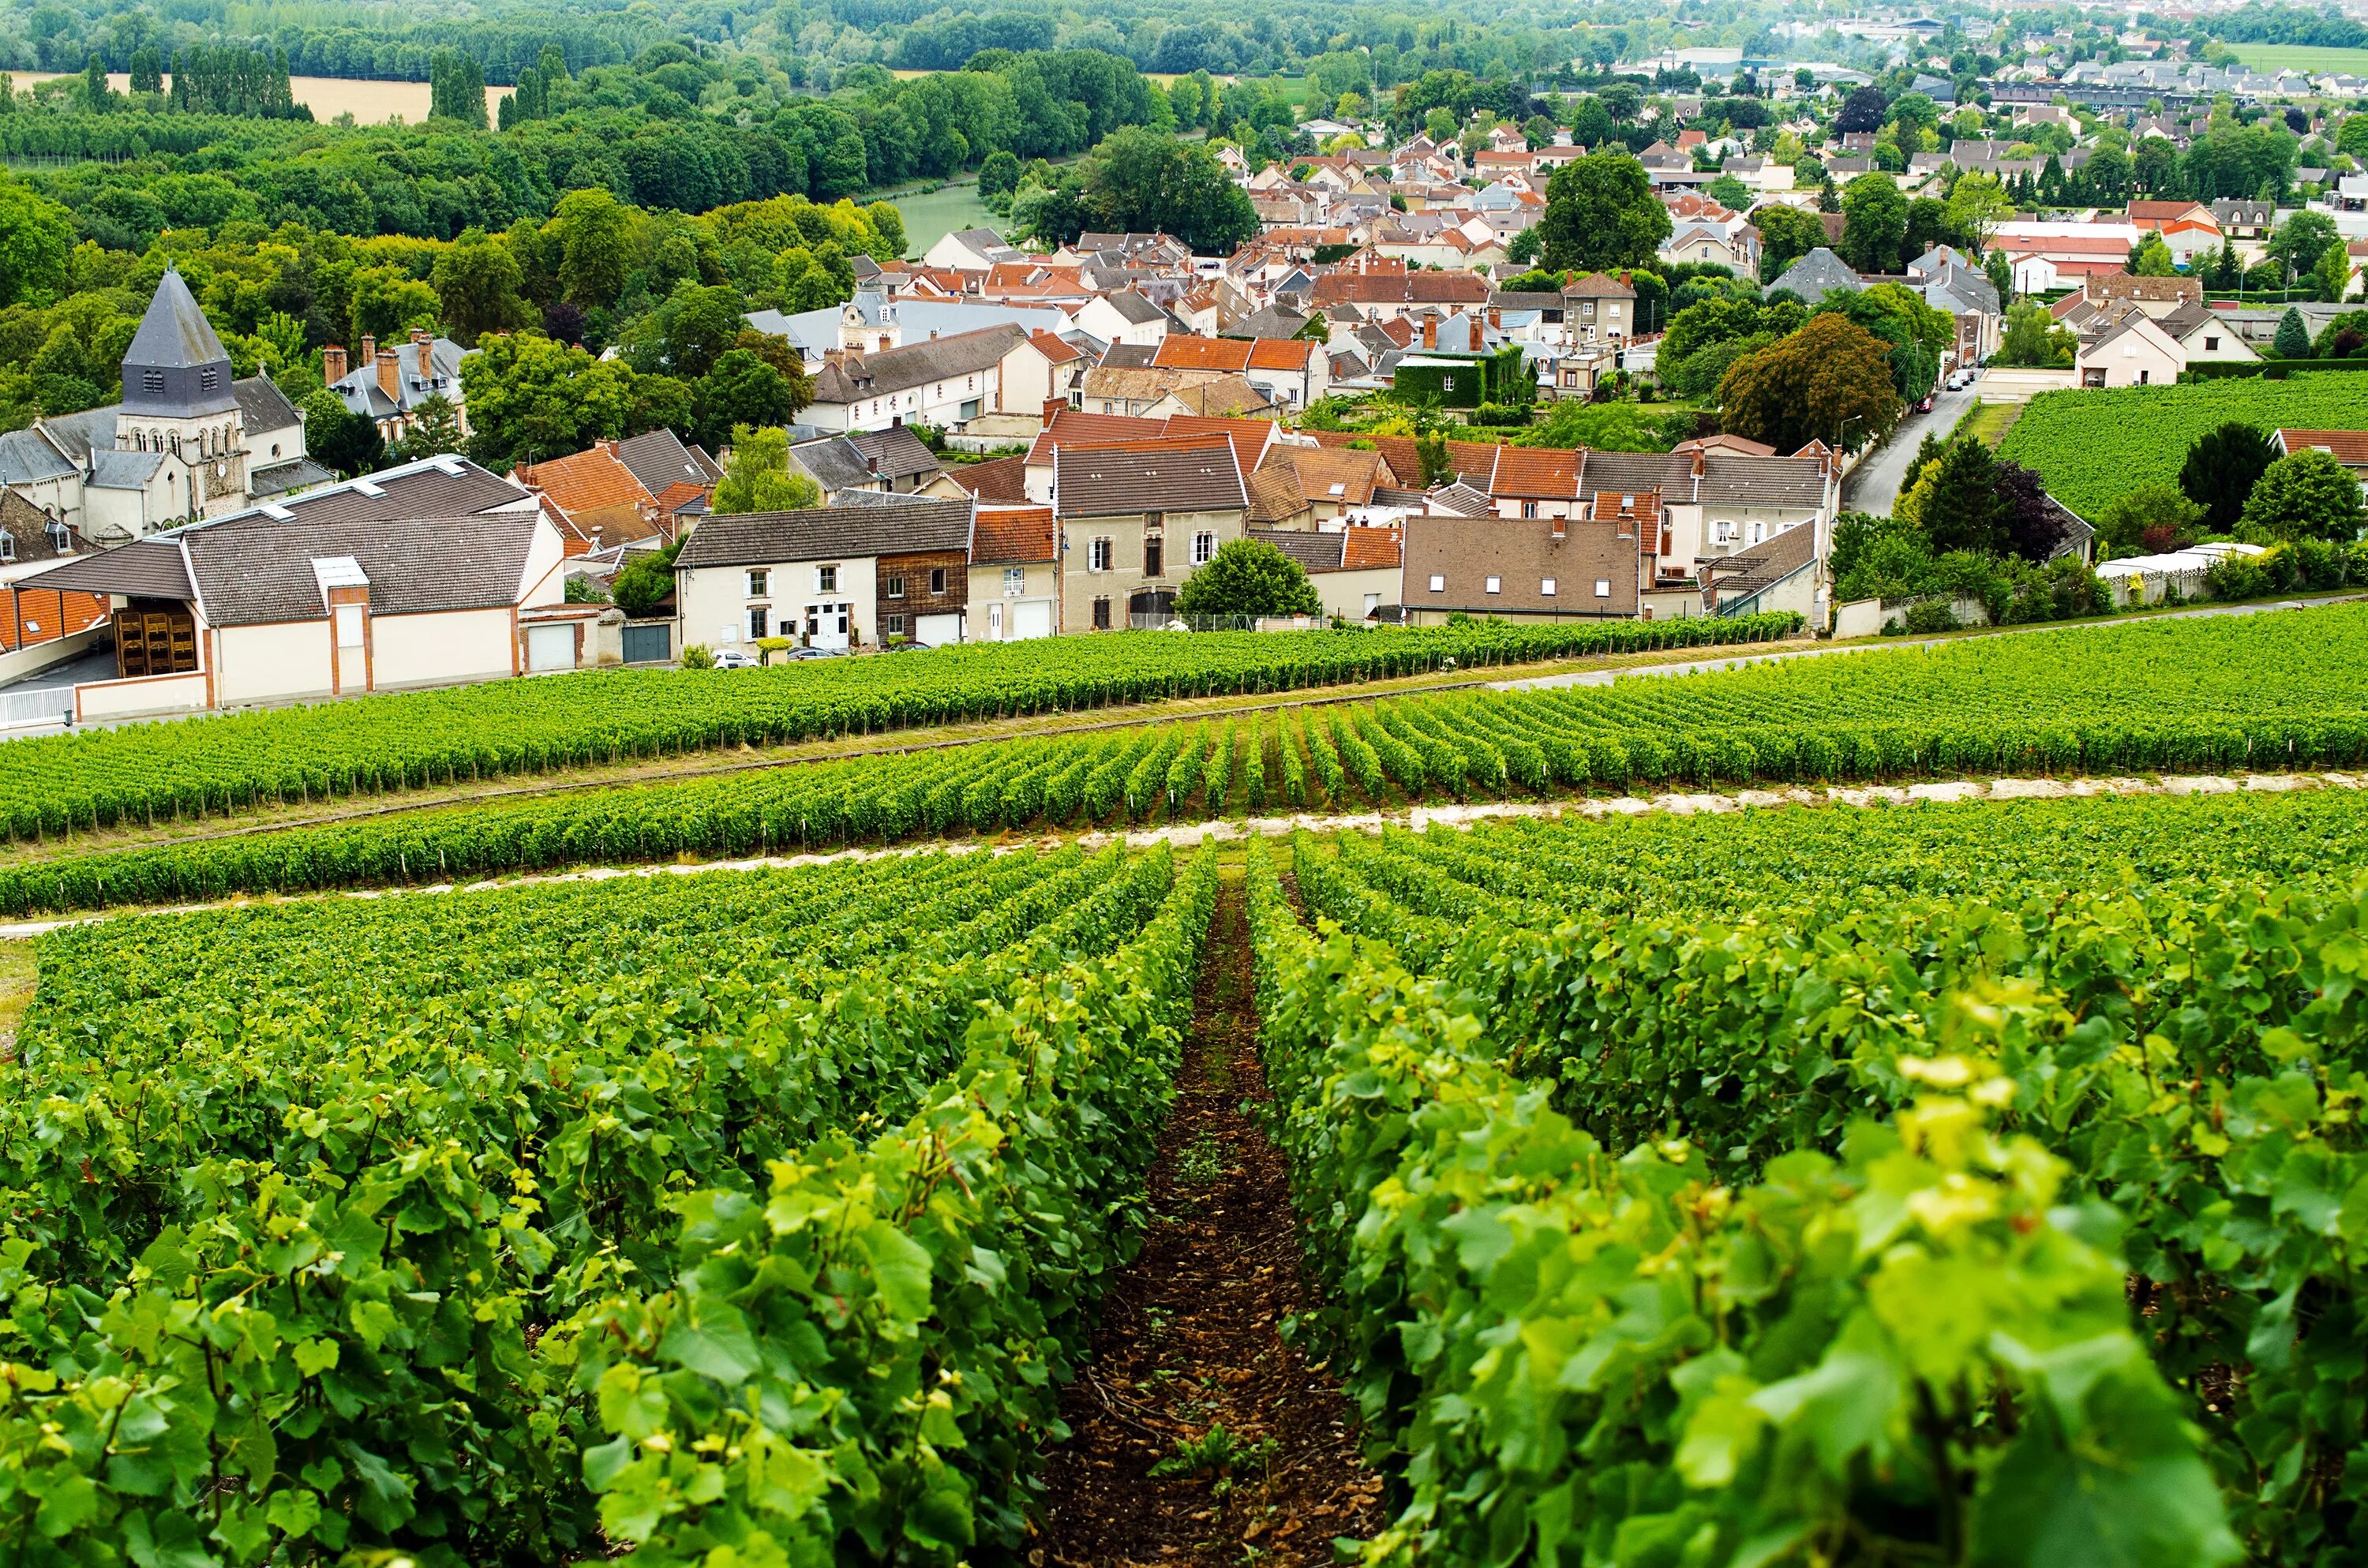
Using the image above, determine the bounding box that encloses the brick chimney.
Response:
[410,328,430,350]
[376,348,401,401]
[1422,316,1437,350]
[360,334,376,366]
[323,345,348,385]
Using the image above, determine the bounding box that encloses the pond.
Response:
[884,181,1000,259]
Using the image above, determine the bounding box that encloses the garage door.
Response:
[621,623,671,664]
[525,623,576,672]
[916,612,963,647]
[1010,600,1053,641]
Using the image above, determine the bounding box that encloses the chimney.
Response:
[376,348,400,401]
[360,334,376,366]
[1691,447,1707,479]
[323,346,348,385]
[867,454,880,476]
[1042,397,1066,421]
[1422,316,1437,350]
[410,328,429,350]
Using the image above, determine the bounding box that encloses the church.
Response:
[0,267,332,547]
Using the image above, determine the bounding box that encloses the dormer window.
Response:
[0,535,13,562]
[47,522,69,552]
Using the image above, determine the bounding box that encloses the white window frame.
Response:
[1088,537,1112,573]
[930,567,947,595]
[1594,578,1612,599]
[746,568,769,597]
[1004,566,1025,597]
[1427,574,1445,593]
[885,574,905,598]
[815,564,839,593]
[1540,576,1557,597]
[1484,574,1501,595]
[1193,531,1216,565]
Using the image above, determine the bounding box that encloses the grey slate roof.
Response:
[1104,290,1170,326]
[233,376,301,433]
[1228,305,1310,340]
[1767,247,1864,301]
[0,428,77,485]
[1427,481,1494,517]
[845,425,942,482]
[674,497,975,571]
[87,450,164,490]
[328,338,469,420]
[1701,454,1829,508]
[182,512,538,627]
[218,455,530,528]
[613,429,721,496]
[18,538,196,601]
[1249,529,1347,571]
[789,436,882,494]
[1100,342,1158,369]
[1053,440,1246,518]
[122,267,237,418]
[809,325,1025,404]
[249,458,336,500]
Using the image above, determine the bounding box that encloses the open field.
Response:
[2,69,512,127]
[2228,43,2368,73]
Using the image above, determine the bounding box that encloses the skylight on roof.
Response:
[1328,482,1347,496]
[351,479,385,497]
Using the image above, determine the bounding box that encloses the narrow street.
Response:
[1032,876,1389,1566]
[1842,381,1977,515]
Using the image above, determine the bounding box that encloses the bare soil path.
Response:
[1031,874,1388,1566]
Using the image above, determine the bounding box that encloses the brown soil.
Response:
[1031,876,1389,1566]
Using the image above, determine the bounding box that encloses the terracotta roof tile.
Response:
[515,443,657,519]
[1027,410,1164,465]
[1152,335,1256,372]
[1341,524,1402,571]
[1487,447,1581,499]
[972,505,1057,563]
[1246,338,1317,371]
[949,454,1030,503]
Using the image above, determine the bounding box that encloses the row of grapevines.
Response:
[6,605,2364,918]
[0,846,1212,1562]
[1285,793,2368,1564]
[0,616,1806,841]
[1242,835,2239,1567]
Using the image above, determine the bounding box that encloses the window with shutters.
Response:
[1092,596,1111,630]
[142,370,165,395]
[747,606,770,640]
[1089,537,1112,572]
[816,564,838,593]
[747,570,769,597]
[1193,531,1216,564]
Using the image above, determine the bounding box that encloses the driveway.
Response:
[1843,381,1977,516]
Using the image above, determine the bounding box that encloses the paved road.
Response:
[1489,594,2362,692]
[1843,382,1977,515]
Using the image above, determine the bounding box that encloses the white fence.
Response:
[0,685,76,732]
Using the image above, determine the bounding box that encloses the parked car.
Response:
[786,646,845,660]
[710,649,759,669]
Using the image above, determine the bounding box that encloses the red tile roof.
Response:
[972,505,1057,563]
[515,443,656,520]
[1488,447,1581,499]
[1153,335,1256,372]
[1159,415,1279,470]
[1341,524,1402,571]
[2280,429,2368,466]
[1246,338,1317,371]
[1027,410,1163,465]
[948,454,1029,503]
[1028,331,1085,364]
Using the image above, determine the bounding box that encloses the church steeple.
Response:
[121,266,236,417]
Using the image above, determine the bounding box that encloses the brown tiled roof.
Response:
[1027,410,1163,465]
[1341,524,1402,571]
[1305,430,1504,488]
[972,505,1056,563]
[1308,272,1493,308]
[1028,330,1085,364]
[947,455,1029,503]
[1486,447,1581,500]
[1246,338,1317,370]
[1160,416,1279,470]
[1246,469,1311,524]
[1256,445,1388,507]
[676,497,975,570]
[516,443,657,519]
[1564,272,1637,298]
[1054,440,1246,518]
[2281,429,2368,465]
[1152,335,1255,372]
[1157,376,1275,417]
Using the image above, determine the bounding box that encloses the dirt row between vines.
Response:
[0,768,2357,939]
[1031,871,1391,1566]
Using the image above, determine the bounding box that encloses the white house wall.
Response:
[370,608,517,688]
[217,619,336,705]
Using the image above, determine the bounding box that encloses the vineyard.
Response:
[1251,783,2368,1566]
[6,603,2366,917]
[0,615,1801,845]
[0,840,1220,1559]
[1995,378,2368,519]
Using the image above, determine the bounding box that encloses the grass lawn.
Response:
[2228,43,2368,73]
[1955,401,2025,447]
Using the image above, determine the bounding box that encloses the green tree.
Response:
[1838,171,1908,274]
[2130,234,2177,275]
[691,351,802,451]
[1706,173,1753,210]
[2272,306,2312,358]
[2239,449,2367,543]
[1716,312,1902,452]
[384,393,464,463]
[0,180,75,309]
[80,54,113,113]
[1943,171,2012,252]
[978,150,1022,205]
[1172,536,1321,619]
[1755,204,1827,282]
[2176,421,2279,534]
[1908,436,2010,556]
[610,537,683,619]
[553,187,636,309]
[347,265,441,342]
[710,425,821,515]
[1537,150,1669,273]
[128,47,163,95]
[2315,240,2354,307]
[2265,210,2341,282]
[1077,129,1257,255]
[458,331,633,468]
[429,230,533,346]
[299,387,386,479]
[2095,482,2205,557]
